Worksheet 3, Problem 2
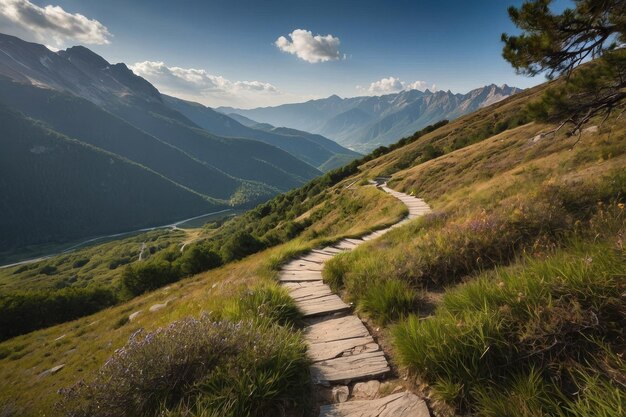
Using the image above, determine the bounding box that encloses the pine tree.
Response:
[502,0,626,135]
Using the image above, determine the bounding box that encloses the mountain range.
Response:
[218,85,522,152]
[0,33,356,254]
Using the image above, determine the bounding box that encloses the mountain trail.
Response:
[279,183,432,416]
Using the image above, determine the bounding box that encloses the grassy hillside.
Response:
[1,69,624,416]
[321,91,626,415]
[0,184,406,416]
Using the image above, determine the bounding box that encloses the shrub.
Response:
[38,265,57,275]
[121,260,178,296]
[58,317,310,417]
[72,258,90,268]
[359,279,418,324]
[174,245,222,276]
[220,231,264,263]
[0,287,118,341]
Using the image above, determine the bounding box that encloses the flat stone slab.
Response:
[296,294,350,317]
[304,315,371,343]
[282,259,324,271]
[283,281,326,290]
[308,337,378,362]
[319,391,430,417]
[299,253,333,263]
[311,350,389,384]
[278,271,323,281]
[290,283,334,301]
[314,247,344,255]
[334,241,358,250]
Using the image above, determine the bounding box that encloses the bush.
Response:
[58,317,310,417]
[121,260,179,296]
[72,258,90,268]
[359,279,418,324]
[38,265,57,275]
[0,287,118,340]
[220,231,264,263]
[174,245,222,276]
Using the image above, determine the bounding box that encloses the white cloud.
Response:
[130,61,285,107]
[357,76,437,95]
[0,0,111,48]
[275,29,341,63]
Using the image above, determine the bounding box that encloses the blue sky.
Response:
[0,0,572,107]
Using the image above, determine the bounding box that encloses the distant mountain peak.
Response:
[60,45,110,69]
[224,83,522,152]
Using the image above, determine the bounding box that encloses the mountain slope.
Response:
[0,33,331,255]
[219,85,522,152]
[0,79,243,200]
[163,95,359,170]
[0,105,216,253]
[0,33,322,194]
[1,58,624,416]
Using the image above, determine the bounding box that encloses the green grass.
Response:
[359,279,419,325]
[392,237,625,414]
[2,67,625,417]
[222,282,303,327]
[0,183,405,415]
[0,228,186,293]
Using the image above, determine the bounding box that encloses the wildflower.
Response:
[619,203,624,210]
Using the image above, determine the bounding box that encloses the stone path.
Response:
[278,184,432,416]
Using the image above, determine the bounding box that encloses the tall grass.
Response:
[392,240,626,414]
[359,279,419,325]
[222,282,303,327]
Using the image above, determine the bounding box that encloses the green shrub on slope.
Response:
[58,317,310,417]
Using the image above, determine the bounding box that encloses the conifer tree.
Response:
[502,0,626,135]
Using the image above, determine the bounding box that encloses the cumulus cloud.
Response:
[358,76,437,95]
[130,61,283,107]
[0,0,111,47]
[275,29,341,63]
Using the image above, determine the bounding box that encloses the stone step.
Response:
[311,350,390,385]
[318,391,430,417]
[283,280,326,290]
[278,271,323,282]
[282,259,325,271]
[333,243,357,251]
[308,336,378,362]
[299,253,333,263]
[289,283,334,302]
[304,315,371,343]
[295,294,351,317]
[314,247,345,255]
